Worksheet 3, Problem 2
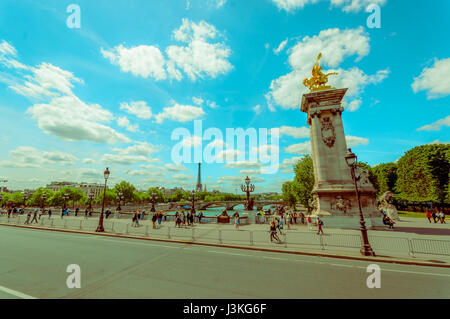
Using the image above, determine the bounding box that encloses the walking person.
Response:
[317,217,324,235]
[141,210,146,221]
[48,209,52,219]
[31,209,39,224]
[293,211,297,224]
[84,208,89,219]
[24,210,32,224]
[235,214,240,230]
[157,212,163,228]
[426,209,432,223]
[132,211,137,227]
[152,212,157,229]
[307,215,313,230]
[269,221,280,243]
[432,208,437,223]
[198,211,203,224]
[441,210,446,224]
[75,207,79,217]
[287,212,292,230]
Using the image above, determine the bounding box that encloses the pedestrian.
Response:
[269,221,280,243]
[116,206,121,219]
[307,215,312,230]
[190,210,194,226]
[293,211,297,224]
[198,211,203,224]
[157,212,163,228]
[275,217,283,235]
[24,210,31,224]
[152,212,157,229]
[48,209,52,219]
[317,217,324,235]
[132,211,137,227]
[441,210,446,224]
[286,212,292,230]
[75,207,79,217]
[61,208,64,219]
[141,210,146,220]
[426,209,432,223]
[182,211,186,227]
[31,209,39,224]
[186,211,191,226]
[432,208,437,223]
[84,208,88,219]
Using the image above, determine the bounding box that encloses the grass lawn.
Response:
[398,210,426,218]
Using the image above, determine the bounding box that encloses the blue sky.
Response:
[0,0,449,192]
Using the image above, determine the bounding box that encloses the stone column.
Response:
[300,88,381,229]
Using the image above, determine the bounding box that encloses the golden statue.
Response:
[303,53,338,92]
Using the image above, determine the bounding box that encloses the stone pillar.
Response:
[301,88,382,229]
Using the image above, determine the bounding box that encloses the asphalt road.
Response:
[1,226,449,299]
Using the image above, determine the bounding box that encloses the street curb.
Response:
[1,222,449,268]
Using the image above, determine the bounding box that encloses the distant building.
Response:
[46,182,104,197]
[160,187,184,197]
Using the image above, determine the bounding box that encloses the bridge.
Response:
[168,200,284,211]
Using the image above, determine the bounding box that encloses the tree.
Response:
[357,161,379,193]
[372,162,397,196]
[282,182,297,208]
[94,189,117,206]
[291,155,315,211]
[396,144,450,203]
[114,181,136,204]
[50,187,87,207]
[147,187,165,203]
[29,188,55,207]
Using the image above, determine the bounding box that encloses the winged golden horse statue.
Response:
[303,53,338,92]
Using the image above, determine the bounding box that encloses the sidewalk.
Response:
[1,214,449,267]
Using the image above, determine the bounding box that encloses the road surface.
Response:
[1,226,449,299]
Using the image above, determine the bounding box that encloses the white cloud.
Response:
[100,153,151,165]
[120,101,152,119]
[275,125,310,138]
[266,27,388,111]
[284,141,311,154]
[206,138,226,148]
[273,38,288,54]
[192,96,204,105]
[280,156,304,169]
[154,102,205,123]
[101,45,166,80]
[417,115,450,132]
[27,95,130,144]
[215,149,244,162]
[181,135,203,147]
[0,146,78,168]
[346,135,369,147]
[412,58,450,99]
[253,104,262,114]
[111,142,157,156]
[224,160,262,169]
[117,116,138,132]
[270,0,386,13]
[166,19,232,81]
[209,0,227,8]
[0,40,28,70]
[164,163,188,172]
[206,100,219,108]
[10,62,83,99]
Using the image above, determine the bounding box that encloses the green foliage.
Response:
[282,182,297,208]
[396,144,450,203]
[94,189,117,205]
[0,192,25,206]
[371,162,397,196]
[50,187,87,207]
[114,181,137,203]
[292,155,315,211]
[29,188,55,207]
[147,187,165,203]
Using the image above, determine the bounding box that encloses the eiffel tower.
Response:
[195,162,202,192]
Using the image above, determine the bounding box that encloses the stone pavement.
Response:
[1,214,449,266]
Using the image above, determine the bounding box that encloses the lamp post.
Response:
[42,193,47,211]
[117,191,123,211]
[62,193,69,211]
[345,148,375,257]
[88,191,94,216]
[150,190,157,213]
[241,176,255,211]
[190,190,196,214]
[96,167,110,232]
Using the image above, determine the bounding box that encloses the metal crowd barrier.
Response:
[1,214,450,257]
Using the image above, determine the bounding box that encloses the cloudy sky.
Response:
[0,0,449,192]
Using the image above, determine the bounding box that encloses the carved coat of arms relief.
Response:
[320,116,336,148]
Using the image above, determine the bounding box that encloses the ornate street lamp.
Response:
[62,192,69,210]
[190,189,196,214]
[88,190,94,216]
[150,190,157,213]
[241,176,255,211]
[23,192,28,207]
[96,167,110,232]
[345,148,375,257]
[117,191,124,211]
[42,193,48,211]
